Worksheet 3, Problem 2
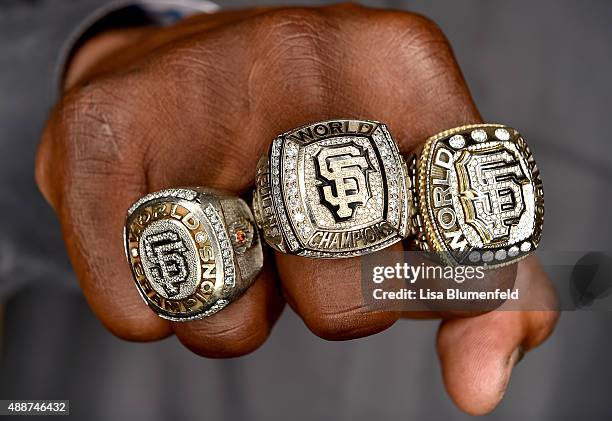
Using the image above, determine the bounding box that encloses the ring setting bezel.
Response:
[410,124,544,268]
[255,119,410,258]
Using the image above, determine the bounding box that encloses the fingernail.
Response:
[499,347,525,401]
[509,346,525,367]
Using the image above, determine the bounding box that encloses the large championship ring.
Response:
[124,188,262,321]
[407,124,544,268]
[253,119,410,258]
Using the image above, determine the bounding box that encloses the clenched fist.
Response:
[35,4,558,415]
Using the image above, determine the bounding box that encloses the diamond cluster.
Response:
[203,205,236,290]
[200,299,228,317]
[127,188,197,217]
[468,241,533,264]
[269,138,301,251]
[373,126,404,229]
[283,141,313,239]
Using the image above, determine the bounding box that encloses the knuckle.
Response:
[257,7,327,38]
[253,7,331,64]
[354,10,454,77]
[176,322,268,358]
[102,312,171,342]
[357,10,476,134]
[55,79,142,173]
[248,7,339,112]
[378,11,447,47]
[48,79,144,208]
[36,80,127,210]
[375,12,452,70]
[302,307,397,341]
[329,2,369,11]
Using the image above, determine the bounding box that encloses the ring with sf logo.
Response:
[253,119,410,258]
[124,188,262,321]
[407,124,544,268]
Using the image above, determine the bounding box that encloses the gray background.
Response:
[1,0,611,420]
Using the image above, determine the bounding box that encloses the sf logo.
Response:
[143,230,189,297]
[457,146,530,243]
[315,143,373,221]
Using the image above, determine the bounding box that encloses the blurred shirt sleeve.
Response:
[55,0,219,94]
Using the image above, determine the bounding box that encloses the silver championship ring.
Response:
[253,119,410,258]
[407,124,544,268]
[124,188,262,321]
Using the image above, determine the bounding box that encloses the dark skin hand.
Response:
[35,4,558,415]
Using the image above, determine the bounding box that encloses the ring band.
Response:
[124,188,262,321]
[253,119,410,258]
[407,124,544,268]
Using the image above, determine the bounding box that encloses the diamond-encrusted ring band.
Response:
[407,124,544,268]
[124,188,263,321]
[253,119,410,258]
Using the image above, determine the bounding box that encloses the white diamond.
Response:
[495,250,507,260]
[520,242,532,252]
[495,128,510,140]
[195,232,207,244]
[508,246,519,257]
[449,134,466,149]
[130,248,139,257]
[294,212,305,223]
[468,251,480,262]
[471,129,488,142]
[482,251,494,262]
